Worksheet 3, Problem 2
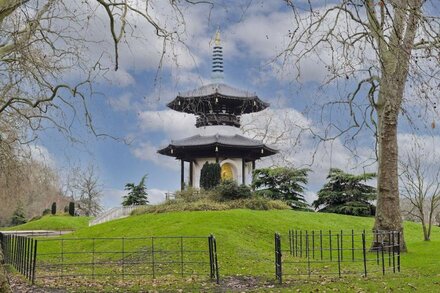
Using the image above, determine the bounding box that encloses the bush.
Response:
[11,204,27,225]
[69,202,75,216]
[51,202,57,215]
[175,187,207,202]
[42,208,51,216]
[228,198,290,210]
[134,198,229,214]
[200,162,221,190]
[213,180,252,201]
[132,196,290,215]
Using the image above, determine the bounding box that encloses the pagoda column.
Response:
[189,161,194,187]
[242,158,246,185]
[181,160,185,191]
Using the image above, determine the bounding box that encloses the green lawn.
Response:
[2,215,91,231]
[11,210,440,291]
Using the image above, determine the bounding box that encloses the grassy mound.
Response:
[14,210,440,291]
[3,215,90,231]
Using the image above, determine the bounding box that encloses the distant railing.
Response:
[165,192,176,201]
[89,205,147,226]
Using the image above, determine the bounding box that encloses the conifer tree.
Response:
[122,175,149,206]
[313,168,376,216]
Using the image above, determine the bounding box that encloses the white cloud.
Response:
[109,93,135,111]
[131,141,179,171]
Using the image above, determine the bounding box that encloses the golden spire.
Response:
[215,29,221,46]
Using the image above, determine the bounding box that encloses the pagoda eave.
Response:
[167,93,269,114]
[157,143,277,161]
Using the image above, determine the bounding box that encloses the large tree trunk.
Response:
[374,96,407,251]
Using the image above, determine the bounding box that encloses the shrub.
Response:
[175,187,206,202]
[135,199,229,214]
[11,204,27,225]
[200,162,221,190]
[42,208,51,216]
[51,202,57,215]
[213,180,252,201]
[227,197,289,210]
[133,197,289,215]
[69,202,75,216]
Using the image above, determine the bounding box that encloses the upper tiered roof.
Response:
[166,30,269,128]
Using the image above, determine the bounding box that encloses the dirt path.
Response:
[7,275,66,293]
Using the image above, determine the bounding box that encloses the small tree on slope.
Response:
[123,175,149,206]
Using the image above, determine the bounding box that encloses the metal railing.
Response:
[275,229,401,284]
[89,205,147,226]
[0,233,38,284]
[35,235,219,284]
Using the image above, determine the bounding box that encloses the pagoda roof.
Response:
[167,83,269,115]
[157,134,278,161]
[179,83,256,98]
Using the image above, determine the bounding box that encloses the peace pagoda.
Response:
[158,31,277,190]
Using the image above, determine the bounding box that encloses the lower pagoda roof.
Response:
[157,134,278,161]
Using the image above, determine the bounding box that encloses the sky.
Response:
[29,1,440,209]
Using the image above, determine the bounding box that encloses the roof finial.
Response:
[215,29,221,46]
[212,28,224,83]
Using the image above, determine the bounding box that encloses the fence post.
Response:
[392,232,396,273]
[306,232,311,277]
[340,230,343,262]
[151,237,155,279]
[208,236,214,280]
[320,230,323,260]
[274,233,282,284]
[213,236,219,284]
[329,230,332,261]
[351,229,355,262]
[122,237,125,281]
[362,231,367,277]
[337,234,341,277]
[180,237,184,278]
[32,240,37,285]
[381,238,385,275]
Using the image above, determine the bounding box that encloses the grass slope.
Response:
[3,215,90,231]
[22,210,440,291]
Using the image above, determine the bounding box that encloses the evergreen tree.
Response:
[252,167,310,209]
[313,168,376,216]
[122,175,149,206]
[68,202,75,216]
[200,162,221,190]
[11,203,26,225]
[51,202,57,215]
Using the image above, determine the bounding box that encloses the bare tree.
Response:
[73,164,103,217]
[400,145,440,241]
[280,0,440,250]
[0,0,206,147]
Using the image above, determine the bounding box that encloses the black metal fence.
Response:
[35,235,219,284]
[0,233,37,283]
[275,230,401,283]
